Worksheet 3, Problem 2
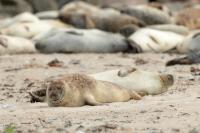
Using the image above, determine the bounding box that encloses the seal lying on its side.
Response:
[29,67,174,103]
[128,28,184,53]
[90,67,174,96]
[0,35,36,55]
[30,73,142,107]
[175,8,200,30]
[35,29,132,53]
[166,51,200,66]
[120,5,172,25]
[59,1,144,33]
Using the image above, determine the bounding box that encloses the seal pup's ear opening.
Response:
[118,67,137,77]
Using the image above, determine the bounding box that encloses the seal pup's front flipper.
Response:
[129,90,142,100]
[118,67,137,77]
[84,93,105,106]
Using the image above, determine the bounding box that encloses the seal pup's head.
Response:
[159,74,174,88]
[47,80,66,107]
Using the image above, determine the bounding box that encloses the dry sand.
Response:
[0,53,199,133]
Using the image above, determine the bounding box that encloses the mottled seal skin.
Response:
[128,28,184,53]
[30,74,142,107]
[90,67,174,95]
[120,5,172,25]
[60,11,144,32]
[35,29,131,53]
[176,30,200,54]
[91,13,144,33]
[0,35,36,55]
[175,8,200,30]
[166,51,200,66]
[59,1,144,33]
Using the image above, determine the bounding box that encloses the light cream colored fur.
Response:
[90,67,174,95]
[128,28,184,53]
[0,35,36,55]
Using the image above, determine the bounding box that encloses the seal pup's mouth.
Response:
[47,80,65,104]
[159,74,174,88]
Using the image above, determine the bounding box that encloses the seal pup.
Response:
[120,5,172,25]
[176,30,200,54]
[128,28,184,53]
[59,1,144,33]
[0,35,36,55]
[166,51,200,66]
[90,67,174,95]
[35,29,131,53]
[30,73,142,107]
[91,13,144,33]
[60,8,144,33]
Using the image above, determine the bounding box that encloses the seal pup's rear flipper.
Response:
[129,90,142,100]
[166,51,200,66]
[29,89,46,103]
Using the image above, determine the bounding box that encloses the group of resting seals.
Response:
[0,1,200,57]
[30,67,174,107]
